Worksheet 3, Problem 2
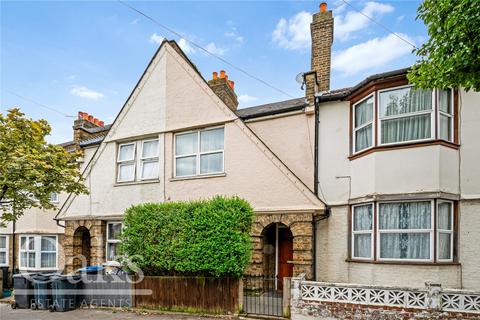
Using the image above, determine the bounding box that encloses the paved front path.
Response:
[0,303,234,320]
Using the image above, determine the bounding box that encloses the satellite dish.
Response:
[295,72,305,84]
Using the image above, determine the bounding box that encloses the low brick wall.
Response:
[293,300,480,320]
[290,275,480,320]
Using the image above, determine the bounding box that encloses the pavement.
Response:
[0,303,238,320]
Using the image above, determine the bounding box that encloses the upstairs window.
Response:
[353,95,374,152]
[117,138,159,183]
[351,86,455,154]
[49,192,59,203]
[438,89,454,141]
[117,143,136,182]
[175,127,224,177]
[379,87,433,144]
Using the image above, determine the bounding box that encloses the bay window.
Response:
[378,201,432,261]
[438,89,454,141]
[106,222,122,262]
[0,235,8,266]
[437,201,454,261]
[175,127,224,177]
[352,204,373,259]
[353,95,374,152]
[351,87,455,154]
[20,235,57,270]
[350,200,455,263]
[379,87,433,144]
[117,138,159,183]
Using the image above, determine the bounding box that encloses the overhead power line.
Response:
[340,0,417,50]
[4,89,75,117]
[117,0,295,99]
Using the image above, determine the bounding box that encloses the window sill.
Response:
[349,140,460,160]
[345,258,460,266]
[114,179,160,187]
[170,173,226,182]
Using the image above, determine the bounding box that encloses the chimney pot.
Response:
[320,2,327,12]
[230,81,235,90]
[220,70,226,78]
[212,71,218,80]
[99,121,104,126]
[88,115,94,122]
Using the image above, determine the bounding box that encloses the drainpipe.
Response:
[12,220,16,275]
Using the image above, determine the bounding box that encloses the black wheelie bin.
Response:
[31,273,56,310]
[50,274,82,312]
[11,273,36,309]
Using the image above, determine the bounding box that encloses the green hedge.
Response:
[120,196,254,278]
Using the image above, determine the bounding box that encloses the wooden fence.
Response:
[133,276,241,313]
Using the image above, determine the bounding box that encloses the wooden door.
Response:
[278,229,293,290]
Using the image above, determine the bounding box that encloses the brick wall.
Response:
[292,300,480,320]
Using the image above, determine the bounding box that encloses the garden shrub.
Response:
[120,196,254,278]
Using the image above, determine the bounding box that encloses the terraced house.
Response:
[1,2,479,305]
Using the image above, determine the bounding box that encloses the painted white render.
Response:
[245,112,316,190]
[59,41,324,221]
[315,87,480,290]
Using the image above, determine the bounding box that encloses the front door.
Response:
[277,228,293,290]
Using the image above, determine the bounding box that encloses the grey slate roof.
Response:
[79,135,106,147]
[83,124,112,134]
[235,97,307,120]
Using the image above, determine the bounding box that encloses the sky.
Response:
[0,0,426,144]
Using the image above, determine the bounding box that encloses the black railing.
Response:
[243,276,283,317]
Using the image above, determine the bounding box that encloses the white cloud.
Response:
[335,1,394,41]
[129,19,138,25]
[224,31,235,37]
[272,11,312,50]
[178,38,195,54]
[65,74,76,80]
[70,86,105,100]
[332,33,414,75]
[238,94,258,104]
[396,15,405,23]
[205,42,226,55]
[149,33,164,45]
[225,29,244,45]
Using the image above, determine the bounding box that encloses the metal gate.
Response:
[243,276,283,317]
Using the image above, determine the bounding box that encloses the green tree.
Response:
[0,108,88,225]
[408,0,480,91]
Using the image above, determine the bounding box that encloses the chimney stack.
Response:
[207,70,239,111]
[306,2,334,110]
[73,111,105,146]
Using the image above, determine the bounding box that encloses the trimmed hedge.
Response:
[120,196,254,278]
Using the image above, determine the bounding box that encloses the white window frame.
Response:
[117,142,136,182]
[106,222,123,262]
[351,203,374,260]
[437,200,454,262]
[139,139,160,180]
[437,88,454,142]
[352,93,375,154]
[19,235,58,270]
[378,85,435,146]
[49,192,59,203]
[174,126,225,178]
[0,235,8,266]
[376,200,434,263]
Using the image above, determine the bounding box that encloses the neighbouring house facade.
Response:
[3,1,479,296]
[0,113,109,282]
